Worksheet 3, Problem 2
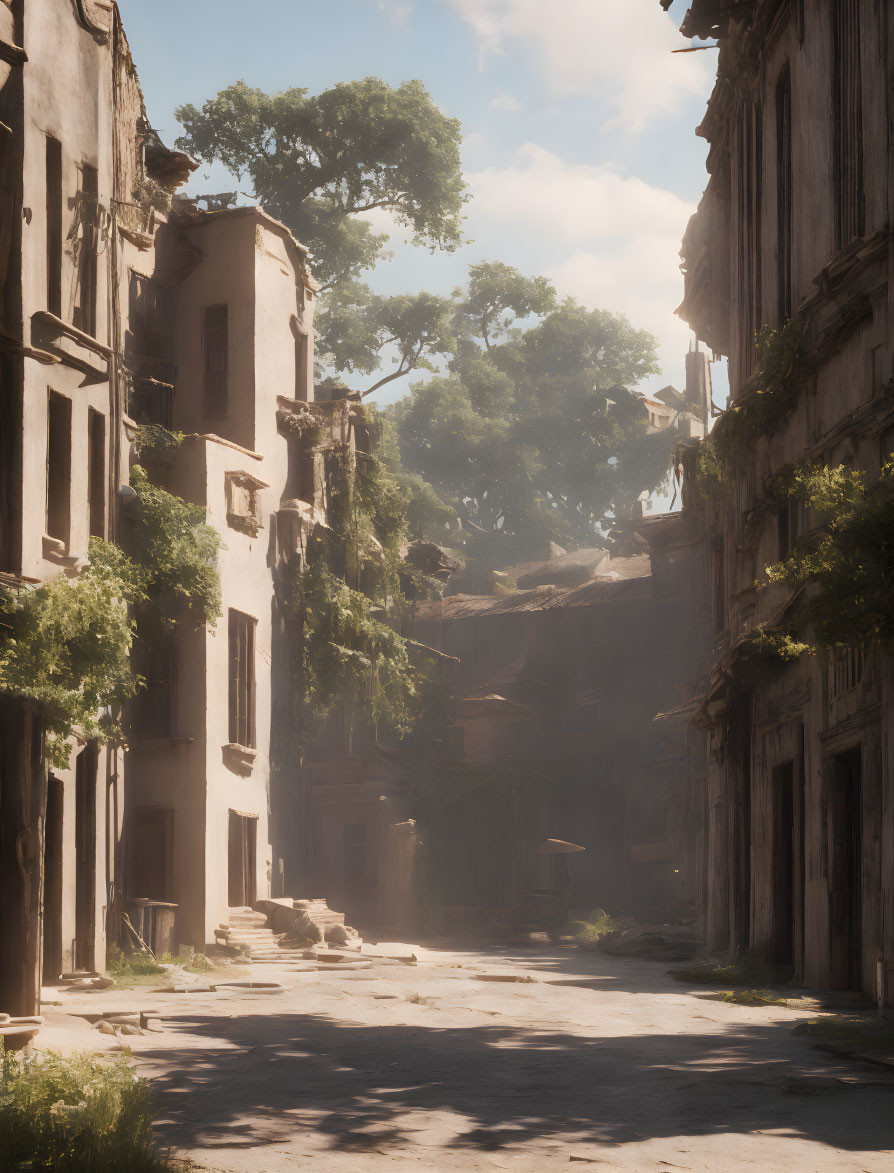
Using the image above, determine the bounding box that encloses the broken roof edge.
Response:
[181,205,320,292]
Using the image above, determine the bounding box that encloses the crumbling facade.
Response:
[668,0,894,1003]
[0,0,357,1012]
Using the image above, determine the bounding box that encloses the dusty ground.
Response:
[36,940,894,1171]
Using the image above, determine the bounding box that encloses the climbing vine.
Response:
[696,320,805,494]
[0,468,222,766]
[131,423,184,461]
[295,408,440,734]
[764,460,894,652]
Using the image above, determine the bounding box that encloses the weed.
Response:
[721,989,788,1007]
[673,952,776,987]
[0,1048,175,1171]
[570,911,632,946]
[108,952,166,988]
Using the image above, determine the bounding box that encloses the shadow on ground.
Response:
[141,989,894,1158]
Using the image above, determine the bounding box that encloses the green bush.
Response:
[0,1049,174,1171]
[570,911,630,945]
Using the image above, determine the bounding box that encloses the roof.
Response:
[416,553,652,622]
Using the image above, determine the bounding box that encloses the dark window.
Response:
[776,502,791,560]
[203,304,228,418]
[46,391,71,543]
[46,137,62,316]
[284,439,315,504]
[737,99,762,381]
[295,330,309,401]
[133,808,174,901]
[228,609,255,747]
[88,408,105,538]
[776,66,793,324]
[73,163,98,336]
[129,272,175,357]
[130,622,176,739]
[834,0,864,247]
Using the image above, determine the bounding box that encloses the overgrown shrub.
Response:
[0,1049,173,1171]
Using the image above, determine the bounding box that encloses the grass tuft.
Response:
[721,988,788,1007]
[673,951,776,988]
[570,911,630,946]
[0,1048,177,1171]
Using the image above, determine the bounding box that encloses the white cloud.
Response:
[373,0,413,25]
[489,92,523,112]
[442,0,711,133]
[466,144,694,378]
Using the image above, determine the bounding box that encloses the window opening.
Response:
[203,304,228,418]
[46,137,62,316]
[46,390,71,544]
[776,66,793,323]
[228,609,256,748]
[73,163,98,336]
[834,0,864,247]
[88,408,105,538]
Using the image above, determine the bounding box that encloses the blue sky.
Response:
[116,0,723,407]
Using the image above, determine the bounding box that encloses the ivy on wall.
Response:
[696,320,805,494]
[0,465,222,766]
[765,460,894,652]
[294,407,440,735]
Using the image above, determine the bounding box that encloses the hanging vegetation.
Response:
[0,468,222,766]
[294,409,441,734]
[130,423,184,461]
[697,320,805,494]
[765,460,894,651]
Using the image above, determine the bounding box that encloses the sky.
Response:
[115,0,723,408]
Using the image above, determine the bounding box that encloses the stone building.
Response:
[666,0,894,1003]
[408,526,710,929]
[0,0,347,1012]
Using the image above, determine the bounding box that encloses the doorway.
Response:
[829,747,863,990]
[42,775,64,982]
[770,760,795,966]
[75,747,97,971]
[228,812,257,908]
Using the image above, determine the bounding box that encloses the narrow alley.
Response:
[38,940,894,1172]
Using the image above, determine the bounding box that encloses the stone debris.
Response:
[595,924,701,961]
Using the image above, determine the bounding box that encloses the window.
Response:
[831,647,864,698]
[130,621,176,739]
[295,329,310,401]
[46,391,71,544]
[45,137,62,316]
[88,408,105,538]
[129,272,175,357]
[73,163,98,336]
[228,610,256,748]
[834,0,864,247]
[203,304,228,418]
[133,808,174,901]
[776,66,793,324]
[225,471,265,535]
[737,99,762,381]
[284,440,315,505]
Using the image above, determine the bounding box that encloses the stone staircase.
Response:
[214,907,313,963]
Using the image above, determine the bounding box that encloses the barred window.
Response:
[228,609,256,748]
[834,0,864,247]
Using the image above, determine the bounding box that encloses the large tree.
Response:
[387,264,675,575]
[176,79,466,374]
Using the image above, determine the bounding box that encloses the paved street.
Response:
[43,940,894,1172]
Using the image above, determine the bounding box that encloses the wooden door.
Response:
[228,812,257,908]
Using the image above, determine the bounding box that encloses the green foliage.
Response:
[318,287,456,395]
[296,561,422,735]
[0,540,139,767]
[295,417,438,734]
[740,626,809,663]
[460,261,558,351]
[131,425,184,460]
[673,952,777,987]
[390,285,671,571]
[276,403,322,445]
[721,989,788,1006]
[175,77,466,296]
[697,320,805,493]
[0,1048,173,1171]
[0,470,221,767]
[570,911,630,945]
[766,460,894,651]
[127,466,222,627]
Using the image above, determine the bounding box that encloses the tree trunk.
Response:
[0,696,46,1015]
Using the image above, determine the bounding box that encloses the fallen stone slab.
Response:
[471,973,537,983]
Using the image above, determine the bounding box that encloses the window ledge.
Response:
[222,742,257,776]
[42,535,82,567]
[226,512,262,537]
[31,311,112,358]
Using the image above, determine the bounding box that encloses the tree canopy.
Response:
[176,78,466,295]
[386,265,675,577]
